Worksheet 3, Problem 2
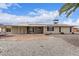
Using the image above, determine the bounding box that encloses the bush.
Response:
[60,32,64,34]
[72,32,74,34]
[45,33,52,35]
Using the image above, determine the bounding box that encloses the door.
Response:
[27,27,34,34]
[59,27,61,32]
[34,27,43,34]
[27,27,43,34]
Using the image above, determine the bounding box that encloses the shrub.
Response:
[45,33,52,35]
[60,32,64,34]
[72,32,74,34]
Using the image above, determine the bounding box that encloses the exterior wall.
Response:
[72,28,79,34]
[11,26,18,34]
[0,27,1,32]
[54,27,59,33]
[61,27,71,33]
[43,26,59,34]
[0,27,6,33]
[3,26,72,34]
[11,26,27,34]
[72,28,79,32]
[0,26,8,35]
[43,26,72,34]
[43,26,47,34]
[5,26,12,34]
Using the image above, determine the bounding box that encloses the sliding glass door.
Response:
[27,26,43,34]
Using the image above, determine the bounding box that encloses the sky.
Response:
[0,3,79,25]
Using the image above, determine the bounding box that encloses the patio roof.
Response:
[9,23,74,27]
[0,23,74,27]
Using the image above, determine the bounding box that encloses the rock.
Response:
[0,47,4,53]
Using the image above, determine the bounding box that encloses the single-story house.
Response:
[0,23,74,34]
[72,26,79,33]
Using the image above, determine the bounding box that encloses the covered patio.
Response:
[11,26,44,34]
[0,25,6,35]
[27,26,43,34]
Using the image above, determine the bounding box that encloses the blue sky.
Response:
[2,3,63,15]
[0,3,79,25]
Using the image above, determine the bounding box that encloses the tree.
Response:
[59,3,79,17]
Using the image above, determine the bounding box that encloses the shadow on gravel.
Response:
[0,35,14,39]
[63,36,79,47]
[53,34,79,47]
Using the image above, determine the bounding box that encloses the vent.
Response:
[53,19,59,24]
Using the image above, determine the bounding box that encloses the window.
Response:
[59,27,61,32]
[6,28,11,32]
[70,27,72,32]
[47,26,54,31]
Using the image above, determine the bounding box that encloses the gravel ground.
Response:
[0,34,79,56]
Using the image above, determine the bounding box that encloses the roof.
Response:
[0,23,74,27]
[0,24,6,27]
[10,23,74,27]
[73,26,79,28]
[51,24,74,27]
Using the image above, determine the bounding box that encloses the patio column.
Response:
[23,27,27,34]
[1,27,5,32]
[1,27,3,32]
[43,26,47,34]
[25,27,27,34]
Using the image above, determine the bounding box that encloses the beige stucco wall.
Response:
[61,27,70,33]
[43,26,71,34]
[0,27,2,32]
[43,26,47,34]
[0,27,6,32]
[20,26,27,34]
[43,26,59,34]
[11,26,27,34]
[6,26,12,34]
[7,26,72,34]
[0,26,6,35]
[11,26,18,34]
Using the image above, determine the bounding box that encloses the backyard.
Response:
[0,34,79,56]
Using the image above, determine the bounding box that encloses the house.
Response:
[72,26,79,33]
[0,24,7,35]
[0,23,74,34]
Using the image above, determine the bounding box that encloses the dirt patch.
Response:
[0,34,79,56]
[0,34,49,41]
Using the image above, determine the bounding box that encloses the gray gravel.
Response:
[0,35,79,56]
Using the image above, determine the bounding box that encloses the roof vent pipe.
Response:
[53,19,59,24]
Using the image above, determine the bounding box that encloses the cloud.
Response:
[0,3,21,9]
[27,9,59,23]
[0,9,59,24]
[12,3,21,8]
[0,4,78,26]
[62,18,74,25]
[61,18,79,26]
[0,3,10,9]
[75,19,79,25]
[0,8,79,26]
